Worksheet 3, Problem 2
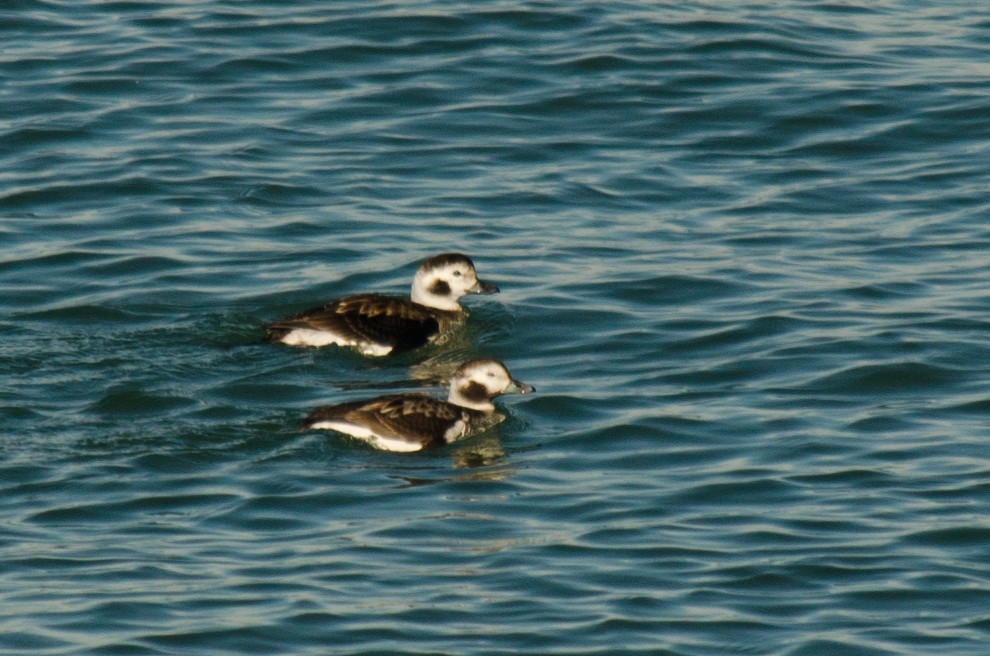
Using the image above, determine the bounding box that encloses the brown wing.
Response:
[303,394,465,448]
[350,395,464,447]
[266,294,443,350]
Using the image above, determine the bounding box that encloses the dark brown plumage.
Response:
[264,294,457,353]
[302,394,483,451]
[263,253,497,355]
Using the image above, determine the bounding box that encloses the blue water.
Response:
[3,1,990,654]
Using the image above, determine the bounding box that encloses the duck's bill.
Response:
[470,279,500,294]
[508,379,535,394]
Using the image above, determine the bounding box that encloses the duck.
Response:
[301,358,534,452]
[264,253,498,355]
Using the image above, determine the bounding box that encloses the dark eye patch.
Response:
[461,381,489,403]
[430,279,451,296]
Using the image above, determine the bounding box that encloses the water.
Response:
[3,1,990,654]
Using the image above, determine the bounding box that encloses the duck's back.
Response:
[265,293,453,353]
[302,393,476,451]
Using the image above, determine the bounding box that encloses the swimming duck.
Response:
[301,358,533,452]
[264,253,498,355]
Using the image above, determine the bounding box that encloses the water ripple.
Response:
[3,1,990,654]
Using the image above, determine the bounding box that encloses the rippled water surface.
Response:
[4,1,990,654]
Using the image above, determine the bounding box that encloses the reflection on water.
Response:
[451,432,510,474]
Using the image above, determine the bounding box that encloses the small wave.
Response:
[806,361,960,394]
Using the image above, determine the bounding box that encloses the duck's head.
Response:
[410,253,498,311]
[447,358,533,412]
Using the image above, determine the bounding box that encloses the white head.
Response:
[447,358,534,412]
[410,253,498,311]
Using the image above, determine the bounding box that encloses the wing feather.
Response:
[266,294,445,351]
[349,396,460,447]
[302,394,467,450]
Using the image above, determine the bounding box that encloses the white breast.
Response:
[443,419,468,443]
